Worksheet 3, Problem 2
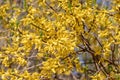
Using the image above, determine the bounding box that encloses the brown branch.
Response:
[77,45,98,71]
[110,44,115,63]
[31,23,47,32]
[80,34,92,51]
[45,1,58,14]
[94,35,103,48]
[18,28,23,34]
[25,63,42,70]
[27,56,37,59]
[78,33,115,78]
[104,59,118,67]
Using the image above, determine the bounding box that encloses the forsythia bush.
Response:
[0,0,120,80]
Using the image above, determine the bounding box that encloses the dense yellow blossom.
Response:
[0,0,119,80]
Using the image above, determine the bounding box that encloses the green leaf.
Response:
[16,20,19,27]
[115,44,118,54]
[107,64,113,73]
[23,0,27,10]
[115,74,120,80]
[68,0,72,9]
[92,0,96,5]
[39,31,43,38]
[0,16,3,20]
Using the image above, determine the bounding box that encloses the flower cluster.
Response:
[0,0,119,80]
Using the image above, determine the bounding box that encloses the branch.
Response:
[31,23,47,32]
[25,63,42,70]
[45,1,58,14]
[94,35,103,48]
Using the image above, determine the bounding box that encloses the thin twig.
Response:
[45,1,58,14]
[25,63,42,70]
[31,23,46,32]
[94,35,103,48]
